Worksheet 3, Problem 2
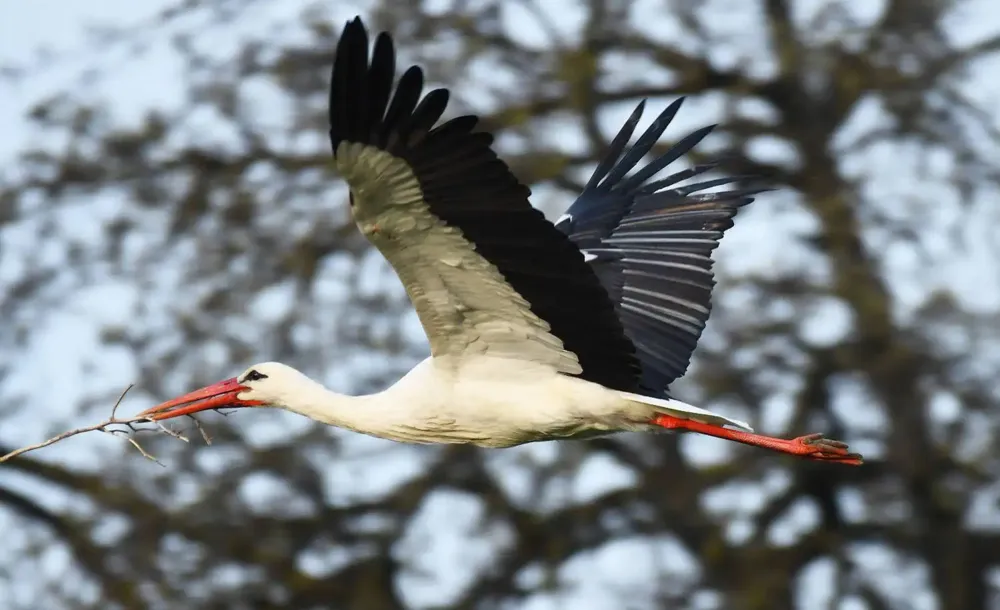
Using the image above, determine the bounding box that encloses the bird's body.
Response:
[253,358,743,448]
[140,17,862,465]
[296,357,629,447]
[344,356,622,447]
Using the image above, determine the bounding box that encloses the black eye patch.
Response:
[243,369,268,382]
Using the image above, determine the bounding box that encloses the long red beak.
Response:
[137,377,263,421]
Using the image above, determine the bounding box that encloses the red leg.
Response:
[651,415,863,465]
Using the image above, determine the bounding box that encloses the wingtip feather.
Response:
[584,100,648,191]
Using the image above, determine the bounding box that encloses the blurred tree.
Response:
[1,0,999,608]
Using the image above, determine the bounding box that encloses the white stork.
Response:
[138,17,861,465]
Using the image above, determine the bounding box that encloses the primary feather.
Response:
[557,100,769,394]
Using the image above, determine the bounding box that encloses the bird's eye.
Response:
[244,369,267,382]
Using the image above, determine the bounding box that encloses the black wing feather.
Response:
[558,99,768,394]
[584,101,646,191]
[365,34,395,141]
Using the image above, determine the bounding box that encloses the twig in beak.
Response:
[0,384,197,464]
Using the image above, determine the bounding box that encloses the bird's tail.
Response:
[619,391,753,432]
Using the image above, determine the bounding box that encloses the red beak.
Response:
[137,377,263,421]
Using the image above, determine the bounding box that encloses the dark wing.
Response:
[556,99,767,394]
[329,18,640,392]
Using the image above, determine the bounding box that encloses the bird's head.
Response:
[138,362,313,421]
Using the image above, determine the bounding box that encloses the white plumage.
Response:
[139,17,861,465]
[197,360,750,448]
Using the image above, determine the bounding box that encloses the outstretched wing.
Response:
[329,18,640,391]
[556,100,766,393]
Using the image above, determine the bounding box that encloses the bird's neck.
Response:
[277,376,401,438]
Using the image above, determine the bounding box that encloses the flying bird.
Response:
[139,17,861,465]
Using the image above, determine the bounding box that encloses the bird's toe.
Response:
[793,433,864,465]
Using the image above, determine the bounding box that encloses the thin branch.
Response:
[110,384,131,420]
[190,415,212,445]
[110,430,165,467]
[0,385,200,464]
[151,419,189,443]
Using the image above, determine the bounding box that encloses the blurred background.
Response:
[1,0,999,608]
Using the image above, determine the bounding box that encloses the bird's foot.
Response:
[775,433,863,465]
